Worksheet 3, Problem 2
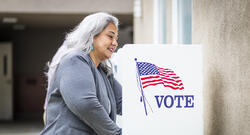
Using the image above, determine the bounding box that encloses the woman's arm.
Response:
[58,55,121,135]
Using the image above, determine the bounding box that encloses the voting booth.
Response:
[115,44,203,135]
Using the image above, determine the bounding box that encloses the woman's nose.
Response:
[112,39,118,46]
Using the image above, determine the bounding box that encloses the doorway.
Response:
[0,42,13,120]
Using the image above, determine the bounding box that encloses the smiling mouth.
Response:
[108,47,115,53]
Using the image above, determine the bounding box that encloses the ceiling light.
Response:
[13,24,25,30]
[2,17,18,23]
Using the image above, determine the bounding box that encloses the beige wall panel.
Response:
[193,0,250,135]
[134,0,154,43]
[166,0,172,43]
[0,0,133,14]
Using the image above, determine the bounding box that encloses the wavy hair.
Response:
[46,12,119,90]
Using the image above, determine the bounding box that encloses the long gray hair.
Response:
[46,12,119,90]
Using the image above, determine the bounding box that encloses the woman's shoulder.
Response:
[61,50,91,65]
[56,50,94,76]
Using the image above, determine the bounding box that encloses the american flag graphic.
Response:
[136,62,184,90]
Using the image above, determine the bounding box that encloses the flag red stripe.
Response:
[161,73,175,76]
[141,76,160,80]
[159,76,182,83]
[141,79,183,86]
[138,65,184,90]
[165,73,177,76]
[157,67,172,71]
[160,73,177,77]
[158,74,180,79]
[141,75,180,80]
[159,70,174,73]
[142,82,163,88]
[143,82,184,90]
[141,79,162,85]
[141,75,182,83]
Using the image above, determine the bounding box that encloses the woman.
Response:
[41,12,122,135]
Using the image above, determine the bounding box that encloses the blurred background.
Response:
[0,0,249,135]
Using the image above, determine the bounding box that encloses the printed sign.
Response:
[115,44,203,135]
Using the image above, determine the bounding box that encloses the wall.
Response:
[0,0,133,14]
[193,0,250,134]
[0,28,66,119]
[134,0,154,43]
[134,0,173,44]
[12,28,65,74]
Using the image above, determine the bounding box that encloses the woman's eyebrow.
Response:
[108,31,118,39]
[108,31,117,35]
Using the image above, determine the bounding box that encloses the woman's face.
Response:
[92,23,118,61]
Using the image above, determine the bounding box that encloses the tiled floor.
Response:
[0,116,122,135]
[0,121,43,135]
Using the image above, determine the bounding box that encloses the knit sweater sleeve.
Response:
[58,54,121,135]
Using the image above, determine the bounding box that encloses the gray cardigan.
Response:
[40,50,122,135]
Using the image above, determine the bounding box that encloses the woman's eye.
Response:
[108,35,113,39]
